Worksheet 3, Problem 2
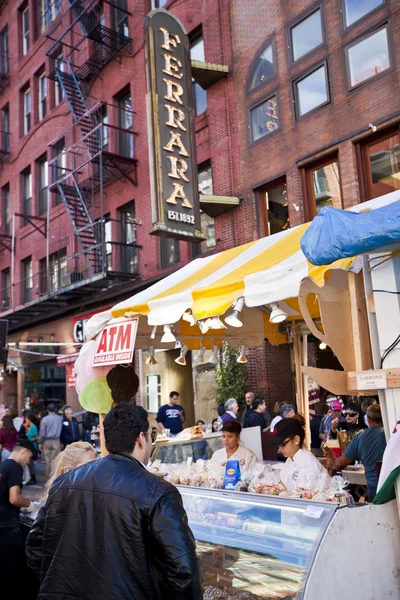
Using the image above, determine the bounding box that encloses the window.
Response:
[160,237,180,269]
[304,157,342,219]
[37,157,48,215]
[346,25,390,90]
[2,184,9,234]
[54,51,64,105]
[22,7,30,55]
[2,268,10,309]
[2,105,9,153]
[40,249,67,294]
[250,94,279,143]
[294,63,329,119]
[38,72,47,120]
[23,87,31,134]
[190,36,207,116]
[40,0,62,33]
[145,374,162,413]
[52,137,66,204]
[195,164,216,256]
[22,168,32,219]
[0,25,9,74]
[99,105,108,150]
[258,177,290,236]
[117,90,133,157]
[343,0,385,28]
[118,202,138,274]
[153,0,168,7]
[22,257,33,303]
[360,129,400,200]
[290,8,324,63]
[250,42,275,90]
[114,0,129,37]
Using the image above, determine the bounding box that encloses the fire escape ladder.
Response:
[66,0,100,37]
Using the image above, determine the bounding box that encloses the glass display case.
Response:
[151,433,223,464]
[179,486,336,599]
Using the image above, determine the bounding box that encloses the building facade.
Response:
[0,0,398,419]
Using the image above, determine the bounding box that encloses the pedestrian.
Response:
[44,441,96,498]
[25,412,39,485]
[241,391,255,426]
[10,409,24,433]
[319,398,343,443]
[270,403,295,432]
[26,403,203,600]
[60,406,81,447]
[212,418,219,432]
[0,440,35,590]
[156,391,186,436]
[332,404,386,502]
[244,397,268,431]
[0,415,19,463]
[221,398,239,425]
[38,403,62,478]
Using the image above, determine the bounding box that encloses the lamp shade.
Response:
[269,303,287,324]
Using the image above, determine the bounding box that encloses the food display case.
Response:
[179,486,400,600]
[151,432,223,464]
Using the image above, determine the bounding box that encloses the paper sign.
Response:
[356,372,387,391]
[66,364,77,389]
[92,318,138,367]
[304,506,325,519]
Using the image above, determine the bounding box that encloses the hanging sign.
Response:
[92,318,138,367]
[145,9,204,243]
[66,364,77,389]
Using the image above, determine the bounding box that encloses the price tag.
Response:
[304,506,325,519]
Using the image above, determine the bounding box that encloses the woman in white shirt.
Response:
[269,403,295,432]
[211,421,258,470]
[270,418,327,490]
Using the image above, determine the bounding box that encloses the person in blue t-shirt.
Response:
[332,404,386,502]
[156,391,186,436]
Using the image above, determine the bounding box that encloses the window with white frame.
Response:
[38,72,47,120]
[41,0,62,33]
[37,157,48,215]
[22,7,30,56]
[55,51,64,105]
[23,88,31,134]
[190,35,207,116]
[145,373,162,413]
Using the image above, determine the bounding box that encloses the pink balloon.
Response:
[75,341,113,395]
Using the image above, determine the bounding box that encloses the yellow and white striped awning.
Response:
[85,193,398,349]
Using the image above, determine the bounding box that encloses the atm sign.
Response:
[92,318,138,367]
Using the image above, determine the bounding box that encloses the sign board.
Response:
[66,364,77,389]
[73,310,106,343]
[146,9,204,243]
[92,318,138,367]
[56,353,80,367]
[355,371,388,391]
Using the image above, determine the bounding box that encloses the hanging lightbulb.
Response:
[269,303,287,324]
[175,345,189,366]
[319,342,327,350]
[194,344,206,364]
[209,345,219,365]
[146,346,158,365]
[182,311,197,326]
[198,319,211,335]
[161,325,176,343]
[150,326,157,340]
[237,345,247,364]
[224,297,245,328]
[207,316,227,330]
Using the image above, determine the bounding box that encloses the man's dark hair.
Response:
[47,403,55,413]
[252,397,265,411]
[169,391,179,398]
[344,402,360,413]
[104,403,149,454]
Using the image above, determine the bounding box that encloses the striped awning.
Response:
[85,192,399,349]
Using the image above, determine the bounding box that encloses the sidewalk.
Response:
[22,460,47,502]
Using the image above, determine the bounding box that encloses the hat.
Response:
[330,400,342,412]
[15,439,36,455]
[268,418,303,446]
[221,420,242,435]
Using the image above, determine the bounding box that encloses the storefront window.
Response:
[258,178,290,236]
[346,26,390,89]
[160,237,180,269]
[304,158,342,219]
[343,0,385,28]
[362,132,400,199]
[250,95,279,142]
[250,42,274,90]
[294,64,329,119]
[290,8,324,63]
[190,35,207,116]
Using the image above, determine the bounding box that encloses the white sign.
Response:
[356,372,387,391]
[92,318,138,367]
[304,506,325,519]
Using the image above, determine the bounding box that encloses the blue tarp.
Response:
[300,202,400,266]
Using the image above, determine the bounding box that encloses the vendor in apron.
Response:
[211,421,258,470]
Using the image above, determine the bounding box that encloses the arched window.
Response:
[250,41,275,90]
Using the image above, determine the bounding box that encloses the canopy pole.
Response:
[302,334,311,450]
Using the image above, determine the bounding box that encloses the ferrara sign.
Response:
[146,9,204,243]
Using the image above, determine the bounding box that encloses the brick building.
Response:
[0,0,398,417]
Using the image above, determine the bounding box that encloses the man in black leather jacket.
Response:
[26,403,203,600]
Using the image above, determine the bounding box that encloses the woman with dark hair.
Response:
[212,418,219,432]
[26,412,39,484]
[244,398,267,431]
[0,415,19,463]
[270,418,328,490]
